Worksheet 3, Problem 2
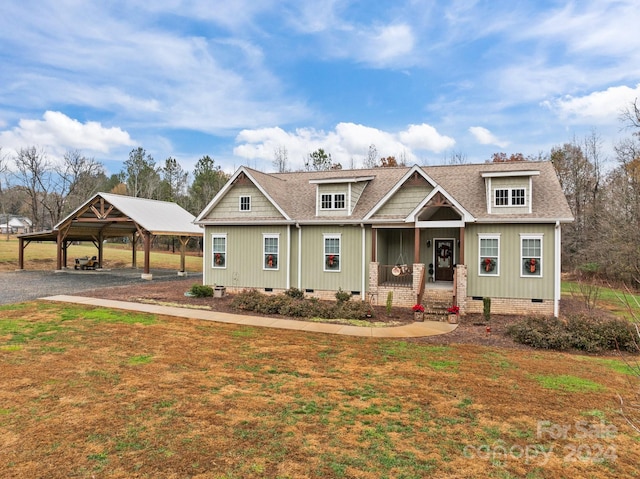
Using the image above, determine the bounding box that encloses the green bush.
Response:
[230,289,375,320]
[386,291,393,315]
[483,297,491,323]
[188,284,214,298]
[284,287,305,299]
[506,314,637,353]
[335,288,351,303]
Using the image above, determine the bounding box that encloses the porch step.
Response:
[420,287,454,321]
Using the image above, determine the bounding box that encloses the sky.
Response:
[1,0,640,176]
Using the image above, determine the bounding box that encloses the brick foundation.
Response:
[464,296,554,316]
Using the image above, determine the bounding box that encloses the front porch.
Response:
[368,261,467,316]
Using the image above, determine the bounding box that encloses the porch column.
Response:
[414,227,420,263]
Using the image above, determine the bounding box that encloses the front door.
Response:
[435,239,454,281]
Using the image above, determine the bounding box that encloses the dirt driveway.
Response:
[0,269,202,305]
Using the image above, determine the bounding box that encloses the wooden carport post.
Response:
[142,231,152,279]
[131,232,137,268]
[56,230,63,271]
[178,236,190,275]
[18,237,24,270]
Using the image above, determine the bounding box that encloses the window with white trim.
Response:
[239,196,251,211]
[212,234,227,268]
[320,193,347,210]
[479,235,500,276]
[324,234,340,272]
[521,235,542,277]
[494,188,527,207]
[263,234,279,270]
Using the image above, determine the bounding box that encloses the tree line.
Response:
[0,147,229,231]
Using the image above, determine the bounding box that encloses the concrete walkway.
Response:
[41,295,458,338]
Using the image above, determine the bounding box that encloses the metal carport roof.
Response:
[17,192,203,277]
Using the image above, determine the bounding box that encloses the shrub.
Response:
[335,288,351,303]
[506,314,637,353]
[284,287,305,299]
[483,297,491,323]
[386,291,393,315]
[188,284,214,298]
[231,289,264,310]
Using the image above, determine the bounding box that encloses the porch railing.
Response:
[378,264,413,287]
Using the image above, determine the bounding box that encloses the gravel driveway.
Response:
[0,269,202,305]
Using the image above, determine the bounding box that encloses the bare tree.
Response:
[272,145,289,173]
[305,148,333,171]
[363,144,378,168]
[13,146,51,230]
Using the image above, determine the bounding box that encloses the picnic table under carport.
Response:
[17,192,203,279]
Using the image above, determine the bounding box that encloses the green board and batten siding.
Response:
[204,225,290,289]
[298,225,370,293]
[204,224,371,294]
[465,223,556,300]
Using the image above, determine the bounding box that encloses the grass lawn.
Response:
[1,301,639,478]
[0,237,203,272]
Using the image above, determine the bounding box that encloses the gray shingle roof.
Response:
[201,161,573,224]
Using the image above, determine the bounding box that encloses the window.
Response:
[212,234,227,268]
[320,193,347,210]
[512,188,525,205]
[263,234,279,270]
[521,235,542,277]
[324,234,340,271]
[494,188,527,207]
[495,189,509,206]
[239,196,251,211]
[479,235,500,276]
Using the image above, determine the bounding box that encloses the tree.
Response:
[364,144,378,168]
[12,146,51,230]
[44,150,105,225]
[188,155,229,215]
[305,148,333,171]
[272,145,289,173]
[380,156,398,167]
[491,152,526,162]
[159,157,188,204]
[122,147,160,198]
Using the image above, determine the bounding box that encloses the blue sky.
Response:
[1,0,639,175]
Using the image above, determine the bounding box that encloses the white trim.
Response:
[297,224,302,289]
[520,233,543,278]
[319,193,347,211]
[262,233,280,271]
[364,165,437,220]
[323,233,341,272]
[287,225,291,289]
[554,221,561,317]
[478,234,500,277]
[361,224,366,295]
[481,170,540,178]
[239,195,251,212]
[406,186,475,223]
[211,233,227,269]
[309,176,375,184]
[493,187,527,208]
[415,220,465,229]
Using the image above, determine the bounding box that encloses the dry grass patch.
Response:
[0,301,639,478]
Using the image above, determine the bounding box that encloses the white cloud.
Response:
[543,84,640,124]
[0,111,135,162]
[469,126,509,148]
[234,122,455,170]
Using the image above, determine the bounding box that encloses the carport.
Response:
[17,192,203,279]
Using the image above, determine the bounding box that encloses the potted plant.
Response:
[412,303,425,322]
[447,305,460,324]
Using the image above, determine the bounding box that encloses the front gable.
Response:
[195,168,289,223]
[365,167,436,220]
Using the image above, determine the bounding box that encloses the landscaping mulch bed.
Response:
[76,279,542,349]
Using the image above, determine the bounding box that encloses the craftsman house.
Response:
[194,161,573,316]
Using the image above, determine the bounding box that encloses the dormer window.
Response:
[320,193,346,210]
[494,188,526,207]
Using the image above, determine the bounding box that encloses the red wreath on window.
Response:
[327,254,338,268]
[524,258,538,273]
[483,257,496,272]
[267,254,274,268]
[215,253,223,265]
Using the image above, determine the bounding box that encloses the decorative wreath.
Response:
[266,254,277,268]
[482,257,496,272]
[326,254,339,268]
[438,244,451,259]
[215,253,224,266]
[524,258,538,273]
